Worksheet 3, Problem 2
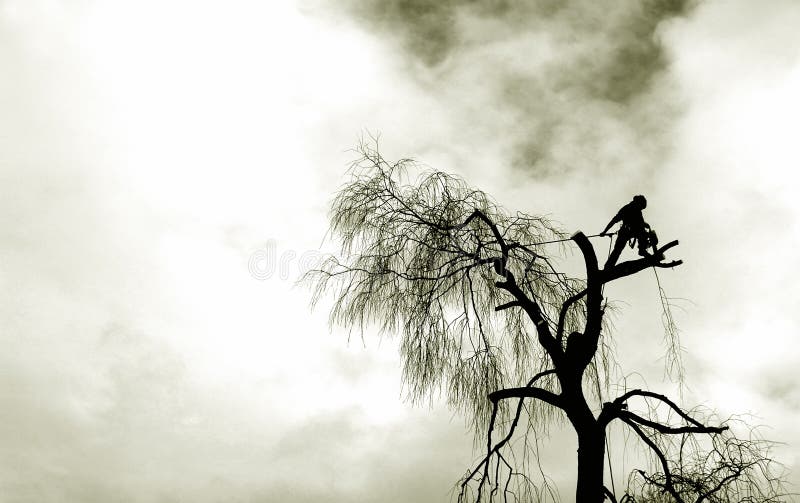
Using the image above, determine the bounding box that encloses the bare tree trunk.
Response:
[564,371,607,503]
[575,426,606,503]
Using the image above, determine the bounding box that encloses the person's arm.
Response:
[601,211,622,235]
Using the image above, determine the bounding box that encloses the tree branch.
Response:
[620,416,686,503]
[495,301,521,312]
[602,240,682,283]
[494,276,564,363]
[488,386,563,410]
[460,369,558,502]
[604,485,618,503]
[600,389,721,430]
[455,209,566,364]
[618,410,727,435]
[564,232,603,367]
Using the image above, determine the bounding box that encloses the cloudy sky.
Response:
[2,0,799,501]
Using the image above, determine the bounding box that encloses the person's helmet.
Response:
[633,194,647,209]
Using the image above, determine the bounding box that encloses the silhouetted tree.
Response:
[306,141,788,502]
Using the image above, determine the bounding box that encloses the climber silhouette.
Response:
[600,195,659,268]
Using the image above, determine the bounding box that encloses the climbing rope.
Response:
[595,372,617,499]
[518,232,616,247]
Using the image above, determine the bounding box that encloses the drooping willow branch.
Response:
[620,418,790,503]
[457,369,558,503]
[306,140,593,433]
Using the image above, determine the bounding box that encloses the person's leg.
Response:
[636,229,650,257]
[605,229,629,268]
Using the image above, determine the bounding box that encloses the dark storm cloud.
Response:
[340,0,689,99]
[342,0,468,66]
[335,0,558,67]
[318,0,695,178]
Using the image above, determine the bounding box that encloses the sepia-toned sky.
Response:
[2,0,799,501]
